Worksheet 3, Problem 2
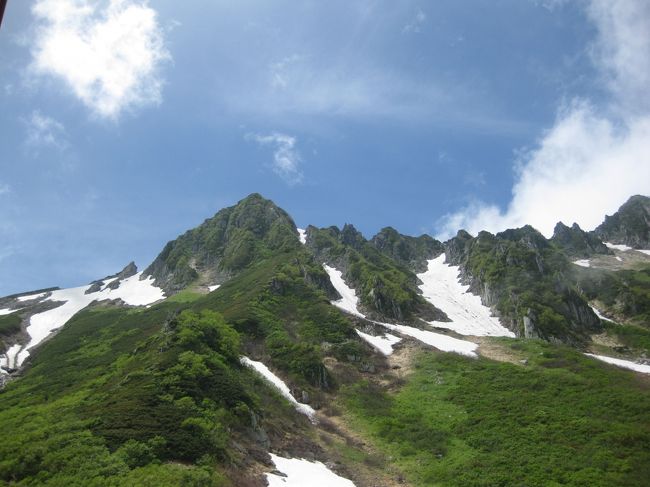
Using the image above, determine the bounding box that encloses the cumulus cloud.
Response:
[30,0,169,119]
[24,111,68,151]
[249,133,303,185]
[436,0,650,239]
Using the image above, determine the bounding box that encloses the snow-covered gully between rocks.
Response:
[417,255,514,337]
[323,264,478,357]
[240,357,316,421]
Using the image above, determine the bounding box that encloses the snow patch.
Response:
[208,284,221,292]
[604,242,633,251]
[266,454,356,487]
[615,256,623,261]
[297,228,307,244]
[585,353,650,374]
[17,292,47,302]
[323,264,478,357]
[355,329,401,356]
[241,357,315,421]
[635,249,650,256]
[590,305,615,323]
[323,265,363,318]
[0,308,22,316]
[1,344,23,371]
[417,255,514,337]
[573,259,591,268]
[14,272,164,367]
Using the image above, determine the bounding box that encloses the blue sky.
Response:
[1,0,649,295]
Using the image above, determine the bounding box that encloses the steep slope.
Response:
[144,193,303,293]
[370,227,444,273]
[445,227,601,344]
[303,224,447,324]
[550,222,611,258]
[593,195,650,248]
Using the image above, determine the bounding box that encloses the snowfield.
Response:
[604,242,633,251]
[585,354,650,374]
[636,249,650,256]
[355,329,401,355]
[241,357,316,421]
[297,228,307,244]
[573,259,591,268]
[11,272,164,367]
[208,284,221,292]
[266,454,356,487]
[323,264,477,357]
[17,292,48,302]
[417,255,514,337]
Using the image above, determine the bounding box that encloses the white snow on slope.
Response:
[322,264,477,357]
[573,259,591,268]
[604,242,633,251]
[17,292,48,302]
[636,249,650,256]
[417,255,514,337]
[590,305,615,323]
[585,354,650,374]
[208,284,221,292]
[13,272,164,367]
[355,329,401,356]
[616,256,623,261]
[0,344,23,371]
[297,228,307,244]
[241,357,316,421]
[323,265,363,318]
[266,453,356,487]
[0,308,22,316]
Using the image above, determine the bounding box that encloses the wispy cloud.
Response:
[402,9,426,34]
[437,0,650,239]
[23,110,68,152]
[248,132,303,185]
[29,0,170,119]
[0,183,11,196]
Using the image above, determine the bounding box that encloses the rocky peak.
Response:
[144,193,299,293]
[339,224,366,249]
[593,194,650,248]
[551,222,611,258]
[371,227,444,273]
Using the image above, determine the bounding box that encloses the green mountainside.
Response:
[1,193,650,486]
[593,195,650,248]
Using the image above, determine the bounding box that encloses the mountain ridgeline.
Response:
[1,193,649,487]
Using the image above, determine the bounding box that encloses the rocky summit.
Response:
[1,194,650,487]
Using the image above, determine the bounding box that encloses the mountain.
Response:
[593,195,650,248]
[1,193,650,487]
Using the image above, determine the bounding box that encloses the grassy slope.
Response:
[343,340,650,487]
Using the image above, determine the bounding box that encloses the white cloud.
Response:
[0,184,10,196]
[249,133,303,185]
[437,0,650,240]
[402,9,426,34]
[24,110,68,151]
[30,0,169,119]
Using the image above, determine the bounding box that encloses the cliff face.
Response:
[444,227,601,344]
[551,222,612,258]
[593,195,650,248]
[144,194,301,293]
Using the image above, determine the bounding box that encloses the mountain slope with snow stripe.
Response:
[266,453,356,487]
[417,255,514,337]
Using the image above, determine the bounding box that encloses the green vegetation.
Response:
[0,312,21,337]
[452,228,600,343]
[370,226,444,272]
[308,225,442,322]
[343,340,650,486]
[145,193,301,292]
[579,265,650,328]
